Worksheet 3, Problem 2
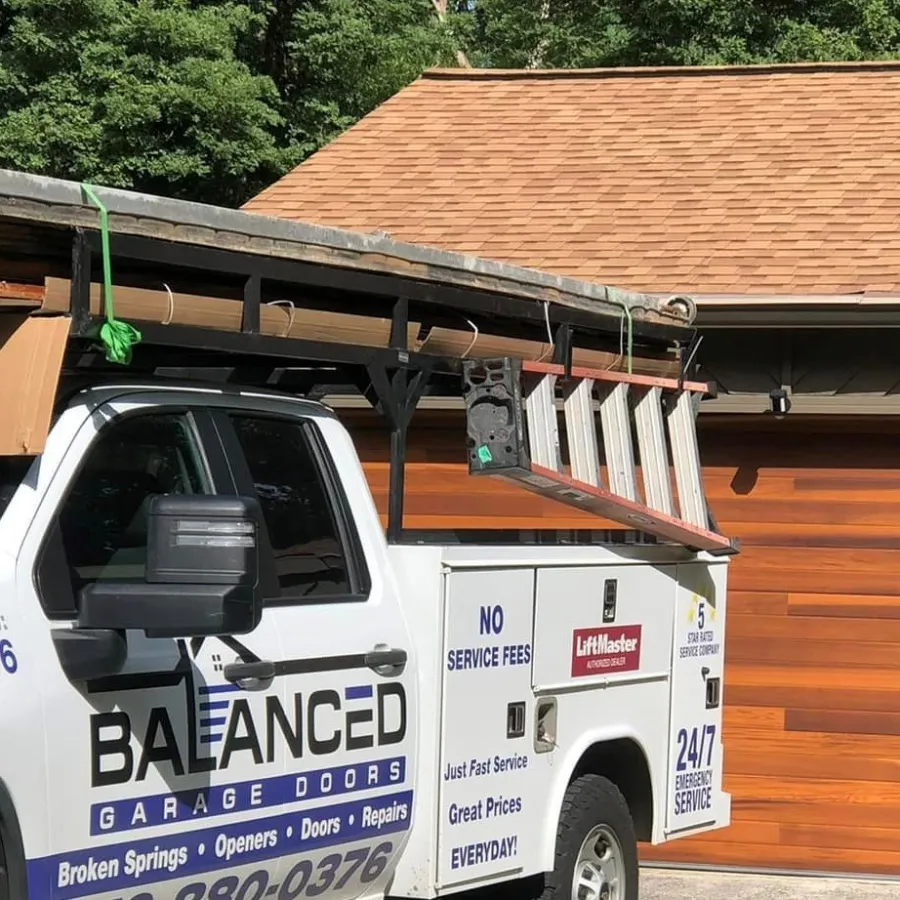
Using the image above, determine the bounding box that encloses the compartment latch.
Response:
[602,579,617,622]
[702,666,721,709]
[506,701,526,738]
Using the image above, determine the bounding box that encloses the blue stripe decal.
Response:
[199,700,230,711]
[198,684,240,695]
[31,789,414,900]
[200,717,226,728]
[200,733,223,744]
[90,756,406,835]
[344,684,374,700]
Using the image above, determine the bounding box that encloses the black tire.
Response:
[0,831,8,900]
[540,774,639,900]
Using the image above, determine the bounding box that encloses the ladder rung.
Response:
[524,373,562,472]
[598,382,637,501]
[667,390,707,528]
[633,385,675,516]
[562,378,600,487]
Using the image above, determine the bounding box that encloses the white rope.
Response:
[267,300,296,337]
[537,300,555,361]
[161,283,175,325]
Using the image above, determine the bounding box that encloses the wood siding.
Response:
[339,409,900,877]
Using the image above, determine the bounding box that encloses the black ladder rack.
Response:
[0,168,707,546]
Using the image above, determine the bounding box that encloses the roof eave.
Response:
[692,294,900,328]
[422,60,900,80]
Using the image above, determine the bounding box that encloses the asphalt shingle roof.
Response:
[245,62,900,296]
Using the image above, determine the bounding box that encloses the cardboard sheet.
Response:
[418,327,680,377]
[0,313,69,455]
[43,278,421,350]
[42,277,678,376]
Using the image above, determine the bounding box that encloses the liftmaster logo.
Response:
[571,625,642,677]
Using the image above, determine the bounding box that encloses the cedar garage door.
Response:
[342,410,900,877]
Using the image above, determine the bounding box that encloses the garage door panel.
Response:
[794,474,900,493]
[722,522,900,549]
[736,546,900,573]
[723,705,785,734]
[727,592,789,615]
[730,566,900,595]
[705,473,900,502]
[729,612,900,642]
[703,472,797,499]
[786,708,900,738]
[726,663,900,690]
[782,823,900,854]
[787,593,900,619]
[729,731,900,760]
[726,683,900,714]
[727,744,900,783]
[714,497,900,525]
[643,840,900,876]
[727,635,900,668]
[732,774,900,805]
[728,800,900,831]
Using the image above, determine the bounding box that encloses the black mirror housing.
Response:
[78,495,264,639]
[147,494,260,586]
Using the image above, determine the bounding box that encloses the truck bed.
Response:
[387,544,730,898]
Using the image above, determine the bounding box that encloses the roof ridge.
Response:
[423,60,900,79]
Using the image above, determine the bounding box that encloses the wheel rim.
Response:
[571,824,624,900]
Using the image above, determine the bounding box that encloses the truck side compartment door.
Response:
[664,560,730,836]
[437,567,535,890]
[19,400,291,900]
[209,405,417,900]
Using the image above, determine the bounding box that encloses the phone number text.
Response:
[111,841,393,900]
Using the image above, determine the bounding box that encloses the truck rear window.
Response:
[229,414,356,600]
[0,456,34,520]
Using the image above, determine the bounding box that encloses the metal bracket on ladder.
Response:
[463,357,737,555]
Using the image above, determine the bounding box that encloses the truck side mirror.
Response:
[77,495,264,639]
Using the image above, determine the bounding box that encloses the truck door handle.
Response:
[223,660,276,684]
[365,648,407,671]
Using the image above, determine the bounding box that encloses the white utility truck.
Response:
[0,170,736,900]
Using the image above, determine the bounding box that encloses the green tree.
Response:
[242,0,457,160]
[0,0,289,204]
[0,0,458,205]
[456,0,900,68]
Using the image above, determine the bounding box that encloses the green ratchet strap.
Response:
[80,183,142,365]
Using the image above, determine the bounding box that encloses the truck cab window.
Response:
[0,455,34,520]
[58,413,211,595]
[230,415,354,600]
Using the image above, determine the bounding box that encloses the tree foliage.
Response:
[0,0,454,204]
[0,0,288,204]
[1,0,900,205]
[246,0,456,160]
[455,0,900,69]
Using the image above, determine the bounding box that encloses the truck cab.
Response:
[2,382,419,900]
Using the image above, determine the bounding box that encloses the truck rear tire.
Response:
[0,831,8,900]
[542,774,638,900]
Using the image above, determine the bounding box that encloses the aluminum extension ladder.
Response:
[463,357,736,554]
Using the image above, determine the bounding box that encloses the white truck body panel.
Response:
[0,384,731,900]
[387,544,729,899]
